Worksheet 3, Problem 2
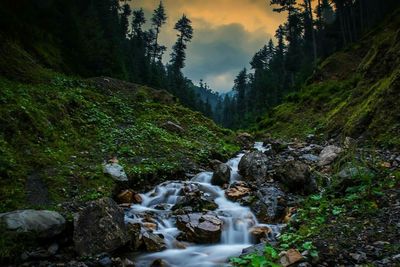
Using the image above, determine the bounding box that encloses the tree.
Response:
[170,14,193,71]
[234,68,248,117]
[131,8,146,38]
[151,1,167,61]
[120,3,131,37]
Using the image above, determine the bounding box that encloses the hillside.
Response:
[254,10,400,148]
[0,41,238,214]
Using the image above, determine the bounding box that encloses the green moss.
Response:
[0,76,238,213]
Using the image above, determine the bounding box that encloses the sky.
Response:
[130,0,287,92]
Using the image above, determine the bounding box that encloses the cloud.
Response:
[130,0,286,92]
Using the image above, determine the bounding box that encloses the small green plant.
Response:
[230,245,281,267]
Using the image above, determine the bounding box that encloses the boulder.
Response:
[172,188,218,212]
[143,232,167,252]
[225,182,252,201]
[103,163,128,182]
[161,121,184,134]
[318,145,342,166]
[275,161,318,195]
[126,222,142,251]
[236,132,254,149]
[241,242,268,257]
[211,163,231,186]
[116,189,142,204]
[73,197,129,256]
[209,159,223,171]
[300,154,320,162]
[280,249,303,267]
[250,186,286,223]
[249,226,272,243]
[238,151,269,184]
[176,213,223,243]
[0,210,65,238]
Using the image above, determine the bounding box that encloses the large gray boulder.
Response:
[211,163,231,186]
[73,197,129,256]
[0,210,65,238]
[176,213,223,243]
[238,151,269,184]
[142,232,167,252]
[250,186,286,223]
[103,163,128,182]
[318,145,342,166]
[275,161,318,195]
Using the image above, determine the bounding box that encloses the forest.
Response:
[0,0,399,267]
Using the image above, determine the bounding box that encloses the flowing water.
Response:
[125,142,282,267]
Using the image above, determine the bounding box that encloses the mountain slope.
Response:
[0,42,238,213]
[255,10,400,148]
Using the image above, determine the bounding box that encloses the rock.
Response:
[122,258,135,267]
[344,136,356,148]
[268,140,288,153]
[73,197,129,256]
[225,182,252,201]
[161,121,184,133]
[150,259,168,267]
[300,154,320,162]
[143,232,167,252]
[275,161,318,195]
[209,159,223,171]
[318,145,342,166]
[241,242,268,256]
[0,210,65,238]
[103,163,128,182]
[280,249,303,267]
[349,252,367,263]
[211,163,231,186]
[143,222,158,231]
[236,132,254,149]
[172,192,217,212]
[250,186,286,223]
[126,222,142,251]
[176,213,223,243]
[117,190,142,204]
[238,151,269,184]
[98,256,113,267]
[249,226,272,243]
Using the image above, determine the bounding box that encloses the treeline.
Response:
[219,0,400,129]
[0,0,213,117]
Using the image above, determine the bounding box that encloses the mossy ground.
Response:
[0,75,238,213]
[253,11,400,149]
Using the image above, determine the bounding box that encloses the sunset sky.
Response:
[130,0,287,92]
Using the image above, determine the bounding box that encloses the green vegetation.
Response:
[253,10,400,149]
[0,75,238,213]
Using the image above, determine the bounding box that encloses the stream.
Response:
[125,142,283,267]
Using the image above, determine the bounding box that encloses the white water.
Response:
[125,143,281,267]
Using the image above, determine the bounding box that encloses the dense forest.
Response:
[218,0,400,128]
[0,0,217,117]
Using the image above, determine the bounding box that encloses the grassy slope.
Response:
[254,11,400,148]
[0,42,238,214]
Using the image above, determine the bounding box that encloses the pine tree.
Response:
[151,1,167,62]
[170,15,193,71]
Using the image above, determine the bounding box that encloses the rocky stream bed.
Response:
[1,136,400,267]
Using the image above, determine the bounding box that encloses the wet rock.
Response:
[161,121,184,134]
[267,139,288,153]
[98,256,113,267]
[209,159,223,171]
[103,163,128,182]
[117,189,142,204]
[236,132,254,149]
[143,222,158,231]
[250,186,286,223]
[211,163,231,186]
[238,151,269,184]
[241,242,268,256]
[73,197,129,256]
[176,213,223,243]
[249,226,272,243]
[143,232,167,252]
[150,258,168,267]
[225,182,252,201]
[172,190,217,212]
[318,145,342,166]
[280,249,303,267]
[126,222,142,251]
[122,258,135,267]
[0,209,65,238]
[275,161,318,195]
